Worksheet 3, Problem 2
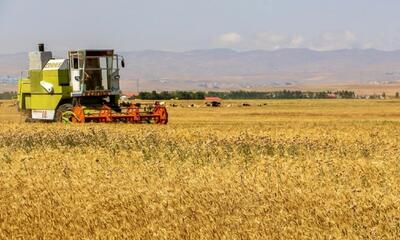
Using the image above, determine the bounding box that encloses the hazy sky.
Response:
[1,0,400,54]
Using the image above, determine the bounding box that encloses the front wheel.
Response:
[55,104,74,123]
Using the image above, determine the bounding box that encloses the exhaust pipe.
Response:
[38,43,44,52]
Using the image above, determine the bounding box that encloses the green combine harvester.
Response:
[17,44,168,124]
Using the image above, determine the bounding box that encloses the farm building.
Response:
[205,96,222,107]
[327,93,337,99]
[122,92,138,100]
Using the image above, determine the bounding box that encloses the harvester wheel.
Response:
[56,104,75,123]
[24,110,34,122]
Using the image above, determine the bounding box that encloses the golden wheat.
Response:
[0,99,399,239]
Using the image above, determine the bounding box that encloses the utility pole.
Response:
[136,78,140,94]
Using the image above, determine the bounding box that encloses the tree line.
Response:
[0,91,17,99]
[0,90,359,100]
[137,90,356,100]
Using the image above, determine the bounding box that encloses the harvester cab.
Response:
[69,50,121,96]
[17,44,168,124]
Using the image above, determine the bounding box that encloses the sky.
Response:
[0,0,400,54]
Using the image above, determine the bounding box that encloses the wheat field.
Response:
[0,99,399,239]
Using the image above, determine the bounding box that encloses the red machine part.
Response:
[153,104,168,124]
[72,102,168,124]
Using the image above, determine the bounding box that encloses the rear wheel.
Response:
[56,104,74,123]
[24,110,33,123]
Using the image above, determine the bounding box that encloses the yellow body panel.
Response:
[30,94,63,110]
[42,69,69,85]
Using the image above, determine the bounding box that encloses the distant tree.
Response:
[136,90,357,100]
[193,92,205,100]
[396,92,399,98]
[0,91,17,99]
[159,91,172,100]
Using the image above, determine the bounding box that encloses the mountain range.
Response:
[2,48,400,91]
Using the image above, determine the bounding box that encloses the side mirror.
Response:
[121,59,125,68]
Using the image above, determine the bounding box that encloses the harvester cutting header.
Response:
[17,44,168,124]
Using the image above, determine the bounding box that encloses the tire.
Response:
[24,110,33,123]
[55,104,74,123]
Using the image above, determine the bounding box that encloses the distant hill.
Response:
[2,48,400,91]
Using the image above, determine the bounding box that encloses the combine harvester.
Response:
[17,44,168,124]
